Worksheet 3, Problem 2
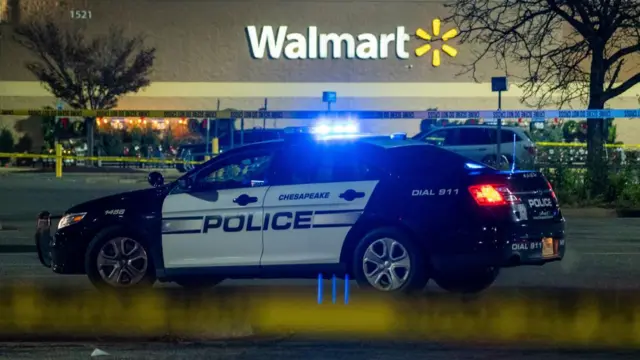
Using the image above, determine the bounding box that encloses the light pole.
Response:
[491,77,508,168]
[260,98,268,128]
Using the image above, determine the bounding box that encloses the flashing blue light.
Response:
[316,133,367,140]
[311,119,359,135]
[465,162,486,169]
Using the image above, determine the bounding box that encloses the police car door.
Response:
[261,142,380,266]
[161,147,274,269]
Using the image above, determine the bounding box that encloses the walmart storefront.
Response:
[1,0,638,143]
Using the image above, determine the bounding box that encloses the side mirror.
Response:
[148,171,164,187]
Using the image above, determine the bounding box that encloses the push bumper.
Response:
[34,211,85,274]
[431,219,566,274]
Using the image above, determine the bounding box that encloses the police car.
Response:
[35,125,565,294]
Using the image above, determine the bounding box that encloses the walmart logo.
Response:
[246,20,458,66]
[415,19,459,67]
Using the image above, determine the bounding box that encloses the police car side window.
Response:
[271,145,380,185]
[195,152,272,190]
[314,148,372,183]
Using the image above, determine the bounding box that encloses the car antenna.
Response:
[510,131,517,173]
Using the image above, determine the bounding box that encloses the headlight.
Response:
[58,212,87,229]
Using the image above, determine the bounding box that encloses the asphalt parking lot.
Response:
[2,340,639,360]
[0,173,639,359]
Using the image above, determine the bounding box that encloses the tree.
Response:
[444,0,640,194]
[13,20,156,163]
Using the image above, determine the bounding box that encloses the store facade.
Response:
[1,0,638,144]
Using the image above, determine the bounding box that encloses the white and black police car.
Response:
[35,124,565,293]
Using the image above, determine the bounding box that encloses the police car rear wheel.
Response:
[353,228,428,293]
[85,227,156,291]
[433,267,500,294]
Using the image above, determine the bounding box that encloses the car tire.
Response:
[433,267,500,294]
[174,277,223,290]
[35,228,52,268]
[85,226,156,292]
[352,227,428,294]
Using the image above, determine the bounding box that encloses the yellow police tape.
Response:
[1,285,640,346]
[0,141,638,167]
[0,109,237,118]
[0,152,204,165]
[425,139,639,149]
[2,108,639,120]
[536,142,640,149]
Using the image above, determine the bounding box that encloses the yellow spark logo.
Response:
[415,19,459,67]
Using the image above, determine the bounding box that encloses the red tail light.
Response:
[468,184,509,206]
[525,145,537,156]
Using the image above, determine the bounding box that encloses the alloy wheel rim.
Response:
[362,237,411,291]
[97,237,148,287]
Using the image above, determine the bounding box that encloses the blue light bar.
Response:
[311,124,359,135]
[311,117,359,135]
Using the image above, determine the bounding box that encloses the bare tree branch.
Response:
[606,43,640,67]
[606,59,624,91]
[444,0,639,194]
[445,0,639,109]
[604,72,640,101]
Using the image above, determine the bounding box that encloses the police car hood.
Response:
[66,186,168,214]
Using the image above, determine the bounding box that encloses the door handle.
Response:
[477,148,487,151]
[233,194,258,206]
[339,189,365,201]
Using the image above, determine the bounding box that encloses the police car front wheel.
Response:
[353,228,428,293]
[85,227,156,291]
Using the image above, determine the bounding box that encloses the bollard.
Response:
[55,143,63,178]
[212,137,219,156]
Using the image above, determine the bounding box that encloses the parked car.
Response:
[413,125,537,169]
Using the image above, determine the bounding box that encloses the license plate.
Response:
[542,237,556,258]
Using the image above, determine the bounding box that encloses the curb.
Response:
[2,287,640,346]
